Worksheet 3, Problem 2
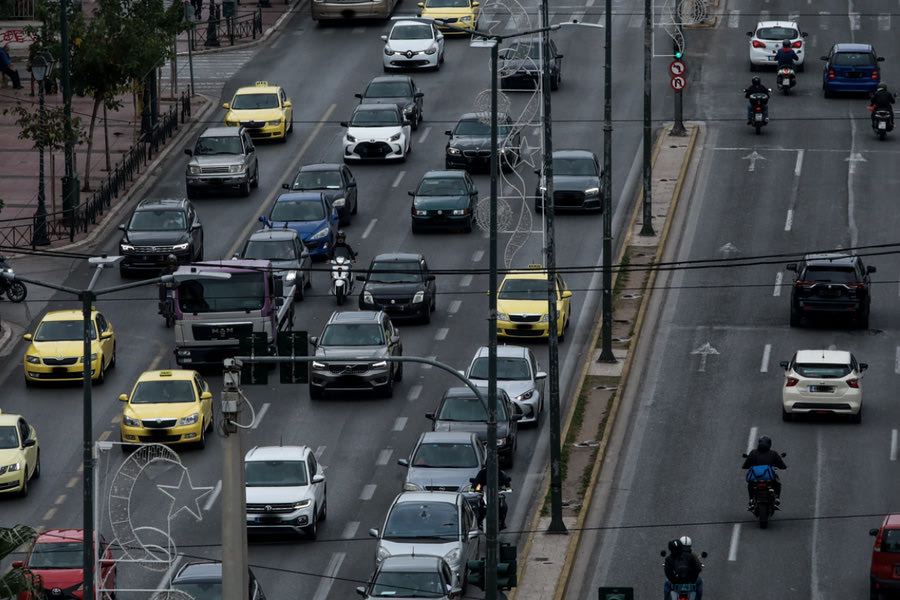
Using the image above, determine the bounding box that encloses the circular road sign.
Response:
[669,60,686,76]
[670,75,686,91]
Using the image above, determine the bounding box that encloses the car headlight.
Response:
[172,242,190,251]
[460,15,472,22]
[25,355,41,364]
[497,312,509,321]
[516,389,535,401]
[284,270,298,284]
[309,227,330,241]
[447,147,461,156]
[376,546,391,563]
[267,119,283,126]
[179,413,200,426]
[412,291,424,303]
[122,415,140,427]
[80,353,98,363]
[188,165,201,175]
[443,548,461,565]
[120,243,134,252]
[497,437,506,446]
[403,482,422,491]
[228,164,246,174]
[363,291,374,304]
[425,43,438,55]
[293,499,311,509]
[5,462,21,472]
[384,45,395,56]
[388,132,402,142]
[346,133,358,143]
[332,197,346,208]
[414,209,427,216]
[312,361,326,369]
[403,105,415,116]
[372,360,387,368]
[451,209,467,216]
[584,187,600,197]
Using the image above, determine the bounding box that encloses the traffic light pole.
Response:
[671,0,686,135]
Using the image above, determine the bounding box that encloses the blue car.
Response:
[261,192,338,259]
[822,43,884,97]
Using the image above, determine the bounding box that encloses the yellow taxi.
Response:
[0,411,39,497]
[496,264,572,341]
[23,309,116,386]
[222,81,294,141]
[418,0,479,33]
[120,370,213,450]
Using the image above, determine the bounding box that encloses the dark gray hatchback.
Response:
[358,253,436,323]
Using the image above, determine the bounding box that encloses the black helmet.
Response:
[668,539,683,554]
[757,436,772,453]
[337,229,346,240]
[782,39,791,48]
[167,254,178,264]
[752,76,761,85]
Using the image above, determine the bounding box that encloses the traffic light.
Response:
[467,559,486,591]
[238,332,269,385]
[674,50,683,59]
[497,542,518,589]
[278,331,308,383]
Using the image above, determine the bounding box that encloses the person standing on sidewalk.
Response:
[0,44,23,89]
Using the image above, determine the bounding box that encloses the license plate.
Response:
[809,385,834,393]
[755,114,763,122]
[879,121,887,130]
[767,56,776,61]
[782,78,790,85]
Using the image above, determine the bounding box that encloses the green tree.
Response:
[0,525,40,600]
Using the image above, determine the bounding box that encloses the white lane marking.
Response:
[251,403,269,429]
[376,449,393,466]
[727,9,739,28]
[422,355,436,370]
[472,250,484,262]
[312,552,346,600]
[759,9,769,20]
[894,346,900,373]
[342,522,360,539]
[316,445,326,459]
[460,275,473,287]
[203,480,222,511]
[746,427,758,454]
[362,219,378,239]
[418,126,431,144]
[359,484,377,500]
[810,435,825,599]
[407,384,422,402]
[794,149,804,176]
[891,430,898,462]
[393,417,407,431]
[878,13,891,30]
[157,555,184,590]
[391,171,406,188]
[760,344,771,373]
[788,12,799,21]
[773,272,783,296]
[849,11,860,29]
[449,300,461,314]
[728,523,741,561]
[435,328,449,341]
[784,209,793,232]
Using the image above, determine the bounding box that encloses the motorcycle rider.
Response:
[663,537,703,600]
[471,464,512,530]
[869,82,895,129]
[744,76,770,124]
[330,230,357,262]
[775,39,799,69]
[158,254,179,305]
[742,435,787,504]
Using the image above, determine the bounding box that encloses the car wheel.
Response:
[421,303,431,325]
[109,343,117,369]
[394,361,403,383]
[306,266,313,288]
[310,385,323,400]
[858,307,870,330]
[797,62,804,73]
[851,406,862,424]
[33,450,40,479]
[288,118,294,134]
[196,425,206,449]
[534,200,543,214]
[504,447,514,469]
[551,72,560,91]
[781,407,793,422]
[789,306,801,327]
[121,442,134,454]
[412,114,419,131]
[824,86,833,99]
[295,279,304,302]
[206,411,213,432]
[463,217,473,234]
[197,245,204,261]
[96,360,106,385]
[320,491,327,521]
[351,197,358,215]
[239,179,251,197]
[381,376,394,398]
[411,223,422,235]
[305,509,318,539]
[19,471,28,497]
[251,167,259,188]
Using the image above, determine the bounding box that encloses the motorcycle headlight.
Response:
[497,312,509,322]
[346,133,358,143]
[447,147,461,156]
[584,187,600,198]
[172,242,190,251]
[425,43,438,55]
[25,355,41,364]
[309,227,330,241]
[363,291,374,303]
[120,243,134,252]
[412,291,424,303]
[403,482,422,491]
[228,164,246,174]
[122,415,140,427]
[188,165,201,175]
[388,132,402,142]
[179,413,200,426]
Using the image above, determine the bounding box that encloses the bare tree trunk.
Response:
[103,104,110,171]
[81,95,101,192]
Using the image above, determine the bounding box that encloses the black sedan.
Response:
[358,253,437,323]
[444,112,521,172]
[409,170,478,234]
[499,38,563,90]
[355,75,425,130]
[283,163,358,226]
[534,149,604,213]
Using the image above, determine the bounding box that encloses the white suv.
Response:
[779,349,867,422]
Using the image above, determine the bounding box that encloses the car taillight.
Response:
[828,69,835,78]
[785,377,799,387]
[845,282,865,289]
[872,70,880,79]
[795,280,814,288]
[752,40,766,48]
[847,378,859,388]
[791,40,802,48]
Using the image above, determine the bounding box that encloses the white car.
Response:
[382,20,445,71]
[244,445,327,538]
[747,21,807,71]
[341,103,411,163]
[780,349,867,422]
[463,345,547,425]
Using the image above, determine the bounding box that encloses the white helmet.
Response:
[679,535,692,548]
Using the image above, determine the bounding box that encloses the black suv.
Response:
[786,253,876,328]
[118,198,204,277]
[357,253,436,323]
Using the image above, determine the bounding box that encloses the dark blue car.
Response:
[261,192,338,259]
[822,43,883,97]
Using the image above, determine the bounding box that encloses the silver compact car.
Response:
[464,345,546,425]
[398,431,486,492]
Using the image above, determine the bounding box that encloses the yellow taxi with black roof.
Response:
[496,264,572,341]
[120,370,214,450]
[222,81,294,141]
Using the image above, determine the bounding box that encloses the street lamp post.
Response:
[0,260,230,600]
[31,52,54,248]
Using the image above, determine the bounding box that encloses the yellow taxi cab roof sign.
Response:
[160,370,173,377]
[527,264,544,269]
[255,81,269,87]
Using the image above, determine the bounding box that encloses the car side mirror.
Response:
[184,148,193,156]
[779,361,788,369]
[191,223,201,231]
[562,290,573,299]
[11,561,22,569]
[282,183,291,190]
[402,120,411,127]
[340,121,349,128]
[660,550,667,557]
[445,130,452,136]
[222,102,230,110]
[860,362,869,371]
[535,371,547,379]
[23,333,32,341]
[101,559,114,569]
[408,191,415,197]
[785,263,797,272]
[201,391,213,400]
[871,528,880,536]
[415,92,424,99]
[380,35,388,42]
[867,266,877,274]
[309,336,319,346]
[119,394,128,402]
[357,274,367,282]
[118,223,126,231]
[369,528,379,538]
[534,168,541,175]
[700,551,708,559]
[425,412,436,420]
[877,56,885,62]
[820,55,828,61]
[356,587,367,598]
[746,31,752,36]
[354,93,363,100]
[742,453,749,458]
[348,181,357,188]
[397,458,409,467]
[312,474,325,483]
[23,438,35,448]
[426,274,435,281]
[801,31,808,37]
[555,53,564,59]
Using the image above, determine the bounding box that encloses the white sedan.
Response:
[382,20,445,71]
[747,21,807,71]
[340,103,411,162]
[780,349,866,422]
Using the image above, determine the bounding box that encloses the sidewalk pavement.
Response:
[0,0,299,241]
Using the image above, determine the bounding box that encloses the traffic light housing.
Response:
[278,331,308,383]
[497,542,518,590]
[238,332,269,385]
[467,559,486,591]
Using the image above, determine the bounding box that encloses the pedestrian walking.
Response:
[0,44,23,90]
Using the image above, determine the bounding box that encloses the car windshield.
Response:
[130,380,196,404]
[128,210,187,231]
[792,362,852,378]
[28,542,81,569]
[756,27,798,40]
[320,323,385,346]
[245,460,308,487]
[368,261,422,283]
[427,0,469,6]
[554,157,598,177]
[194,136,242,155]
[351,109,401,127]
[171,582,222,600]
[294,171,343,190]
[454,118,510,136]
[178,273,266,313]
[498,278,548,300]
[366,81,412,98]
[883,530,900,553]
[804,266,858,283]
[0,426,19,449]
[506,42,540,60]
[469,357,530,380]
[412,442,478,468]
[391,24,433,40]
[383,502,459,539]
[34,319,97,342]
[437,394,506,421]
[372,571,446,598]
[270,199,326,222]
[416,177,469,196]
[231,92,280,110]
[831,52,876,67]
[243,240,296,261]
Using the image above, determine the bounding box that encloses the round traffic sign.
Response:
[670,75,686,91]
[669,60,686,76]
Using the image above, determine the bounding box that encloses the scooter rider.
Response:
[775,39,799,69]
[330,230,357,262]
[870,82,895,128]
[744,76,770,124]
[663,537,703,600]
[158,254,179,304]
[471,464,512,530]
[742,435,787,504]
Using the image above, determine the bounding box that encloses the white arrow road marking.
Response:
[691,342,720,372]
[743,150,765,172]
[846,152,866,174]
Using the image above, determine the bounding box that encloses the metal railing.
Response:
[189,8,263,50]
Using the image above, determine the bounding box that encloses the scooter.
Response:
[872,109,893,140]
[660,548,708,600]
[747,91,771,135]
[158,285,176,327]
[0,255,27,302]
[464,480,512,531]
[776,66,796,95]
[743,452,787,529]
[330,255,354,306]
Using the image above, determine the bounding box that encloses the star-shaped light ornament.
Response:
[157,470,213,521]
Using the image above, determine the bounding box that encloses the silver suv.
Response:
[185,126,259,198]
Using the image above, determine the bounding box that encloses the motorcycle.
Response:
[158,284,176,327]
[776,66,796,95]
[464,480,512,531]
[743,452,786,529]
[660,548,707,600]
[0,255,27,303]
[329,255,354,306]
[872,109,893,140]
[747,91,770,135]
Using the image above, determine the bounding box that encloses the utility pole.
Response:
[60,0,80,221]
[640,0,655,236]
[221,359,248,600]
[597,0,616,363]
[670,0,686,136]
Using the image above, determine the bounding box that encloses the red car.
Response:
[12,529,116,600]
[869,514,900,599]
